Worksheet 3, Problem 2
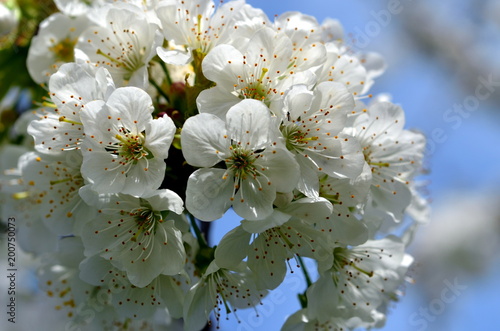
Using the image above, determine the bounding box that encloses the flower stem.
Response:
[297,255,312,287]
[188,212,208,248]
[297,255,312,309]
[149,78,170,104]
[158,60,173,87]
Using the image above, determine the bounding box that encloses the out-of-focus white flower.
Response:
[19,150,91,236]
[485,1,500,28]
[305,236,409,326]
[53,0,103,16]
[0,2,18,38]
[27,13,92,84]
[356,52,387,93]
[320,17,345,43]
[0,150,60,256]
[79,252,185,321]
[354,101,426,227]
[415,193,500,293]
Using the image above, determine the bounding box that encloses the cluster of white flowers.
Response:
[1,0,429,330]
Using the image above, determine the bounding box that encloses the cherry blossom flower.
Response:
[156,0,269,65]
[27,13,92,84]
[76,6,163,88]
[28,62,115,153]
[182,99,299,221]
[79,188,186,287]
[354,101,426,225]
[80,87,175,196]
[279,82,364,196]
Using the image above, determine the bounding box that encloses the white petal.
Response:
[295,155,320,197]
[232,176,275,221]
[281,197,333,222]
[226,99,271,150]
[186,168,234,221]
[284,84,314,120]
[355,102,405,142]
[214,225,252,269]
[196,86,241,120]
[202,44,245,88]
[310,81,354,133]
[159,224,187,276]
[145,115,176,160]
[121,158,166,195]
[183,280,213,331]
[181,113,227,167]
[244,27,291,77]
[306,273,339,324]
[158,275,185,319]
[307,133,364,179]
[143,189,184,215]
[80,149,126,193]
[241,210,291,233]
[105,87,154,130]
[247,235,288,290]
[156,47,193,65]
[260,147,300,193]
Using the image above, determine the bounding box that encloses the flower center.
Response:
[363,147,390,168]
[108,129,154,165]
[237,83,268,102]
[225,147,258,181]
[129,200,163,241]
[332,247,374,283]
[281,123,318,153]
[234,68,274,105]
[49,37,77,63]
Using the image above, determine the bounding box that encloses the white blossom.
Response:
[279,82,364,196]
[19,150,91,236]
[306,236,409,324]
[79,188,186,287]
[76,6,162,88]
[28,62,115,153]
[79,254,185,320]
[182,99,299,221]
[197,27,317,119]
[80,87,175,196]
[183,261,266,331]
[156,0,269,65]
[27,13,92,84]
[354,101,426,225]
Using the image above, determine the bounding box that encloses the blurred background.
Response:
[1,0,500,330]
